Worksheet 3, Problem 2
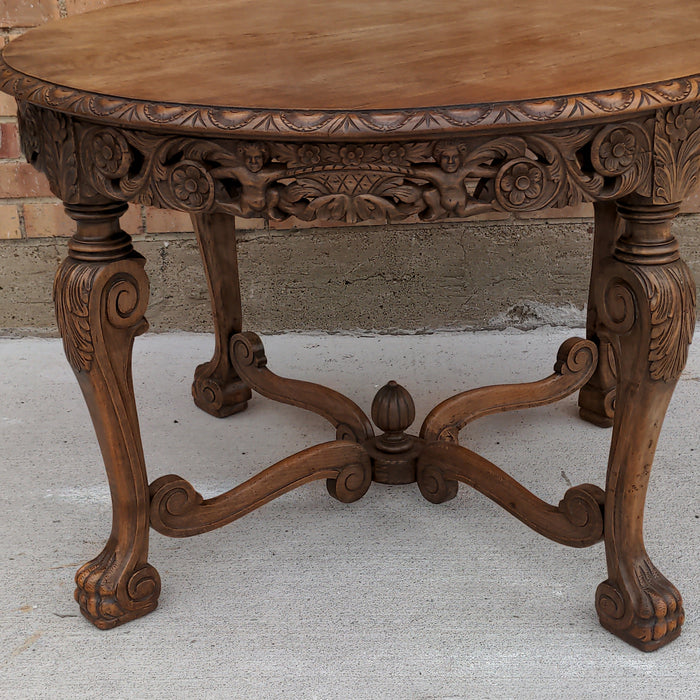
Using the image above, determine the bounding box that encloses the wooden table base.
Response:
[51,196,691,651]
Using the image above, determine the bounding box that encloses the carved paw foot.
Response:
[75,548,160,629]
[596,559,684,651]
[192,360,252,418]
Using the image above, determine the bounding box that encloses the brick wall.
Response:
[0,0,201,240]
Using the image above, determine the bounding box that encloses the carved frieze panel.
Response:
[19,102,657,224]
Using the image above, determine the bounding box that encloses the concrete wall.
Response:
[2,1,700,335]
[2,214,700,335]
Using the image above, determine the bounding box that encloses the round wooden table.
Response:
[1,0,697,651]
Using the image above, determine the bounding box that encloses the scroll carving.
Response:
[596,561,684,649]
[421,337,597,443]
[416,441,605,548]
[149,441,372,537]
[591,198,695,650]
[599,261,696,382]
[54,257,149,374]
[74,549,160,630]
[230,331,374,442]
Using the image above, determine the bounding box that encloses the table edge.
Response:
[3,52,700,140]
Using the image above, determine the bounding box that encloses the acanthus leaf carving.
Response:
[53,253,150,374]
[18,102,79,202]
[54,258,98,372]
[653,101,700,203]
[633,261,696,381]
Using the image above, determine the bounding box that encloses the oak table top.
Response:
[1,0,697,654]
[3,0,700,138]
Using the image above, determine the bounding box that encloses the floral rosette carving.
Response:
[591,124,646,177]
[664,105,700,141]
[169,160,215,211]
[88,128,132,178]
[495,158,548,210]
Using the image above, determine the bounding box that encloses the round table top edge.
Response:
[3,51,700,141]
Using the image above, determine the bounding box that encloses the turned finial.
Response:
[371,381,415,453]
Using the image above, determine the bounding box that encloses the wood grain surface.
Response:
[4,0,700,111]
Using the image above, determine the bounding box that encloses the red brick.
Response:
[268,215,349,231]
[0,0,59,28]
[23,201,72,238]
[0,161,53,197]
[144,207,193,234]
[514,203,594,220]
[0,92,17,118]
[120,203,144,235]
[234,216,265,231]
[0,121,21,159]
[23,201,143,238]
[65,0,137,15]
[0,203,22,239]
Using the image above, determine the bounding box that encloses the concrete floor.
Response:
[0,329,698,699]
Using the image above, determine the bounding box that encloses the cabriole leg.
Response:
[55,202,160,629]
[191,212,252,417]
[579,201,621,427]
[594,200,694,651]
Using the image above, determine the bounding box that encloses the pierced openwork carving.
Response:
[74,122,652,224]
[18,101,657,224]
[8,39,698,649]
